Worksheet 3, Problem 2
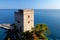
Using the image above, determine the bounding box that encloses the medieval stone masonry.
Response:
[15,9,34,32]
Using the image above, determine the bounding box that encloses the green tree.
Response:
[34,24,50,40]
[4,29,12,40]
[20,31,33,40]
[4,24,50,40]
[4,24,20,40]
[21,24,50,40]
[11,24,20,40]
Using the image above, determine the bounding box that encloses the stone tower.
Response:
[15,9,34,32]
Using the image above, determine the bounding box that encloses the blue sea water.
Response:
[0,9,60,40]
[0,9,17,24]
[0,28,7,40]
[34,9,60,40]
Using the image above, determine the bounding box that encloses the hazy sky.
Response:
[0,0,60,9]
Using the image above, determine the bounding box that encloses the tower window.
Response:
[17,21,20,23]
[28,15,30,18]
[28,21,30,24]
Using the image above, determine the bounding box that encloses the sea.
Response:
[0,9,60,40]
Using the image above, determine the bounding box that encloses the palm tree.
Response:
[4,29,13,40]
[20,31,33,40]
[21,24,50,40]
[34,24,50,40]
[19,24,50,40]
[11,24,20,40]
[4,24,20,40]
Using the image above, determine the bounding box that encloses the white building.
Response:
[15,9,34,32]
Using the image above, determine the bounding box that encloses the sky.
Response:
[0,0,60,9]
